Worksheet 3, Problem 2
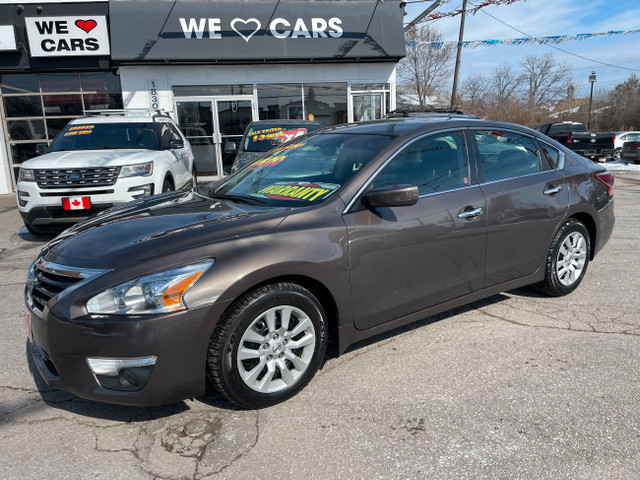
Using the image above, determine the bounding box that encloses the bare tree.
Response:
[460,73,487,116]
[485,64,523,121]
[521,54,573,114]
[600,74,640,130]
[397,25,455,108]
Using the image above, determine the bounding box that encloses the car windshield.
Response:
[215,132,395,207]
[49,122,160,152]
[242,123,323,152]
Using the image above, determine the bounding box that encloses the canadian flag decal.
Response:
[62,197,91,210]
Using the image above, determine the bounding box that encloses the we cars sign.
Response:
[25,16,110,57]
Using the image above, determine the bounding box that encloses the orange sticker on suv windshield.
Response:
[258,182,338,201]
[250,156,286,168]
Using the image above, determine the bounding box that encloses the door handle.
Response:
[543,185,562,195]
[457,207,483,219]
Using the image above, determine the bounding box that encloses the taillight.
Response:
[595,172,614,197]
[566,135,573,146]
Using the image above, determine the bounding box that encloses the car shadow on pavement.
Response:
[25,341,240,422]
[16,226,56,243]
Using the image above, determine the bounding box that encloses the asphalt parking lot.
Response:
[1,172,639,480]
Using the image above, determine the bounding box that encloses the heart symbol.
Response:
[230,18,261,43]
[75,19,97,34]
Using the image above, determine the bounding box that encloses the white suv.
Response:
[17,112,196,234]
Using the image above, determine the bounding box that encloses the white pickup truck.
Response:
[16,111,196,234]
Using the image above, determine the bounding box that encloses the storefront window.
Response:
[173,84,252,96]
[3,96,43,117]
[81,71,121,92]
[7,120,46,141]
[304,83,347,126]
[351,83,390,91]
[40,72,81,92]
[257,84,303,120]
[1,71,123,183]
[0,74,40,94]
[43,95,83,116]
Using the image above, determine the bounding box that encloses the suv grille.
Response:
[35,167,121,189]
[26,259,109,316]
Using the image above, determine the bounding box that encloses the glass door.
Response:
[176,95,256,177]
[214,98,254,174]
[175,100,217,175]
[352,94,383,122]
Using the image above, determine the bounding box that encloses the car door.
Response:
[473,129,569,288]
[344,130,487,331]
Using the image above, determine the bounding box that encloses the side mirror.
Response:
[35,143,48,154]
[166,139,184,150]
[362,184,419,208]
[223,142,237,153]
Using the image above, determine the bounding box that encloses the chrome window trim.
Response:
[537,140,566,171]
[476,169,558,188]
[343,127,472,214]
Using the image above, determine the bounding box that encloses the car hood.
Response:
[41,189,291,268]
[21,149,166,169]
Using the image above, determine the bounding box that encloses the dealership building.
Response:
[0,0,406,193]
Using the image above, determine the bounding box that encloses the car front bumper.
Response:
[26,299,231,406]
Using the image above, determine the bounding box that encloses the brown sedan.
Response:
[25,117,614,409]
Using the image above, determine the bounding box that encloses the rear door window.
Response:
[474,131,543,182]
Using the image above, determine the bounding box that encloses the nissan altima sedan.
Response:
[25,117,614,409]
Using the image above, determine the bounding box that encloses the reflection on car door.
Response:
[344,131,487,331]
[473,130,569,288]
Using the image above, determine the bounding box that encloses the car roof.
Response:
[318,117,534,139]
[68,114,171,125]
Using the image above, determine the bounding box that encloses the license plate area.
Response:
[62,196,91,210]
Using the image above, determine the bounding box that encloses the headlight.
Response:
[119,162,153,178]
[86,260,214,315]
[19,168,35,182]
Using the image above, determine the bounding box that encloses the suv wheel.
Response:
[162,176,174,193]
[207,283,328,409]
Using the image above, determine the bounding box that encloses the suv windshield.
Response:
[242,123,323,153]
[49,122,159,152]
[215,132,395,207]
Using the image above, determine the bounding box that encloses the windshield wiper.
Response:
[210,194,269,206]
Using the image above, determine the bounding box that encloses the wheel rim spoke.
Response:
[555,230,587,287]
[237,304,317,394]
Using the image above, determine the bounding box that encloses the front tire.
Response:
[162,175,174,193]
[207,283,328,409]
[535,219,590,296]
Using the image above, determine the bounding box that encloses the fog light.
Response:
[86,356,158,376]
[128,183,154,199]
[18,190,30,207]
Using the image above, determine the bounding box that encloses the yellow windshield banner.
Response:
[258,182,339,202]
[64,125,95,136]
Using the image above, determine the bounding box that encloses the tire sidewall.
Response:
[217,286,327,408]
[548,220,590,295]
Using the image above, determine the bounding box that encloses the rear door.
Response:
[473,130,569,288]
[345,130,487,330]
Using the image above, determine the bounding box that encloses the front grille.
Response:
[25,259,109,316]
[36,167,121,189]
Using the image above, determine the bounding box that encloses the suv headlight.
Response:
[19,168,35,182]
[119,162,153,178]
[86,260,214,315]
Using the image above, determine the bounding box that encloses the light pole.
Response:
[587,71,597,129]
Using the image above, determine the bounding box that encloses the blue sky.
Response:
[404,0,640,97]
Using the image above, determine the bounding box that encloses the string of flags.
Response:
[406,29,640,50]
[416,0,530,22]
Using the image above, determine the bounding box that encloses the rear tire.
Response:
[535,219,590,297]
[207,283,328,409]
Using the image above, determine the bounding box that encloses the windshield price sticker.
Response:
[65,125,94,136]
[249,128,309,145]
[258,182,339,201]
[250,155,286,169]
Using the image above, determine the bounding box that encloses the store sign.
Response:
[179,17,344,42]
[110,0,405,62]
[0,26,17,51]
[25,16,110,57]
